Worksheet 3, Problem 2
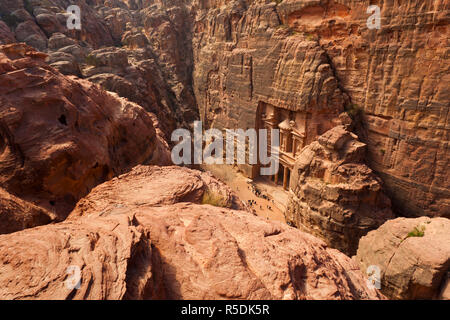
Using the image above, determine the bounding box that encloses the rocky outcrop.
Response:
[308,0,450,218]
[0,187,55,235]
[0,214,151,300]
[356,217,450,300]
[191,0,449,218]
[0,21,15,44]
[0,0,447,301]
[285,126,394,255]
[0,0,199,138]
[69,165,245,219]
[0,43,171,222]
[1,1,447,221]
[0,165,384,300]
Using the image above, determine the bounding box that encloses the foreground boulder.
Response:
[0,187,55,235]
[0,166,383,300]
[356,217,450,300]
[0,214,151,300]
[286,126,394,255]
[69,165,244,219]
[0,43,171,224]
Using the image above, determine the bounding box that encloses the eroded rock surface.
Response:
[0,187,56,235]
[0,43,170,221]
[0,0,199,138]
[2,0,447,219]
[286,126,394,255]
[0,165,383,300]
[356,217,450,300]
[0,214,153,300]
[69,165,245,219]
[192,0,449,218]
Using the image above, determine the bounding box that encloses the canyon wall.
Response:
[192,0,347,140]
[0,0,199,138]
[2,0,446,219]
[191,0,449,218]
[0,43,171,225]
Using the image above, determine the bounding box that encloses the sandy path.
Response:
[200,164,286,223]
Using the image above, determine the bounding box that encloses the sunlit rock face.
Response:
[2,0,447,218]
[0,0,447,301]
[0,0,199,139]
[356,217,450,300]
[0,43,171,221]
[191,0,449,218]
[0,165,384,300]
[301,0,449,218]
[285,126,395,256]
[192,1,347,138]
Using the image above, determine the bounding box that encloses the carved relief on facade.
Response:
[257,102,310,191]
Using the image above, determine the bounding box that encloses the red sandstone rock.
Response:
[0,0,446,221]
[0,0,447,301]
[0,43,171,222]
[0,214,152,300]
[191,0,449,218]
[0,0,199,139]
[286,126,395,255]
[0,187,56,235]
[0,21,15,45]
[356,217,450,300]
[69,165,244,220]
[0,165,383,300]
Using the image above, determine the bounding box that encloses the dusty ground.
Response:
[200,164,286,223]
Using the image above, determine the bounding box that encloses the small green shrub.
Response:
[407,225,425,238]
[201,190,229,208]
[305,33,316,41]
[276,24,289,29]
[345,103,361,118]
[85,54,100,67]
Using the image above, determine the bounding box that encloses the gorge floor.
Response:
[200,164,286,223]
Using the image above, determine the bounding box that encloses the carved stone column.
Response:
[283,167,289,190]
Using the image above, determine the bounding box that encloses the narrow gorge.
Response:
[0,0,448,301]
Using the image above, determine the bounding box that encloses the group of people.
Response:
[245,183,274,212]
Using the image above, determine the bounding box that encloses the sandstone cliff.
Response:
[0,0,448,301]
[0,43,170,225]
[356,217,450,300]
[0,187,55,235]
[2,0,447,220]
[190,0,449,218]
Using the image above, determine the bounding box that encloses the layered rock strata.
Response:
[0,165,384,300]
[0,43,170,222]
[356,217,450,300]
[285,125,394,255]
